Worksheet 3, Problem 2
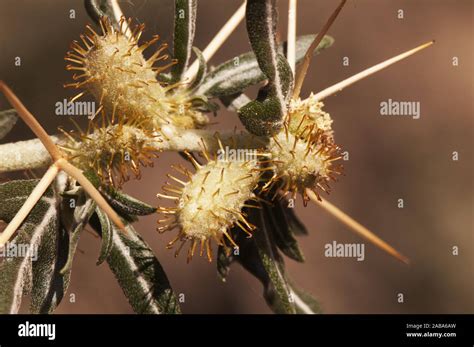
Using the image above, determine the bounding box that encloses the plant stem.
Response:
[306,189,409,264]
[313,41,434,101]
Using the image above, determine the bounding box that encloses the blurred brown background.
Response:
[0,0,473,313]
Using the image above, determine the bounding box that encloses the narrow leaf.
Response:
[263,201,305,262]
[84,170,156,216]
[90,216,181,314]
[198,34,334,98]
[171,0,198,82]
[95,207,114,265]
[189,47,208,90]
[217,246,234,282]
[0,109,18,140]
[238,0,294,136]
[0,179,62,314]
[289,280,322,314]
[99,185,157,216]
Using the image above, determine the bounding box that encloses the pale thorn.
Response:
[306,189,410,264]
[314,40,435,101]
[287,0,298,74]
[183,1,246,81]
[56,159,127,234]
[293,0,347,98]
[109,0,132,39]
[0,163,60,247]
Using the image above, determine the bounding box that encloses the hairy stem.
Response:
[0,128,265,173]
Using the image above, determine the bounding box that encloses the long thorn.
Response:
[109,0,132,38]
[313,41,435,101]
[183,1,246,81]
[0,81,63,161]
[306,189,409,264]
[0,164,60,247]
[293,0,347,98]
[287,0,297,74]
[56,159,127,233]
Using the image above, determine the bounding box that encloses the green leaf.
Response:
[0,179,63,314]
[263,201,305,262]
[237,0,294,136]
[226,205,320,314]
[58,193,96,276]
[245,0,292,99]
[220,93,251,112]
[189,47,207,90]
[217,246,234,282]
[227,207,295,313]
[0,109,18,140]
[171,0,198,82]
[238,96,284,136]
[84,169,157,216]
[99,185,157,216]
[90,216,181,314]
[282,200,308,236]
[202,34,333,99]
[95,207,114,265]
[252,208,296,313]
[289,279,322,314]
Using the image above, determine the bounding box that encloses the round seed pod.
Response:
[157,144,265,262]
[266,114,343,205]
[59,113,160,187]
[64,17,208,131]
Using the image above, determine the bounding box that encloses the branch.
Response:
[0,129,265,173]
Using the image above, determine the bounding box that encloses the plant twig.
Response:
[183,1,247,81]
[292,0,346,99]
[313,41,434,101]
[0,163,59,247]
[306,189,409,264]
